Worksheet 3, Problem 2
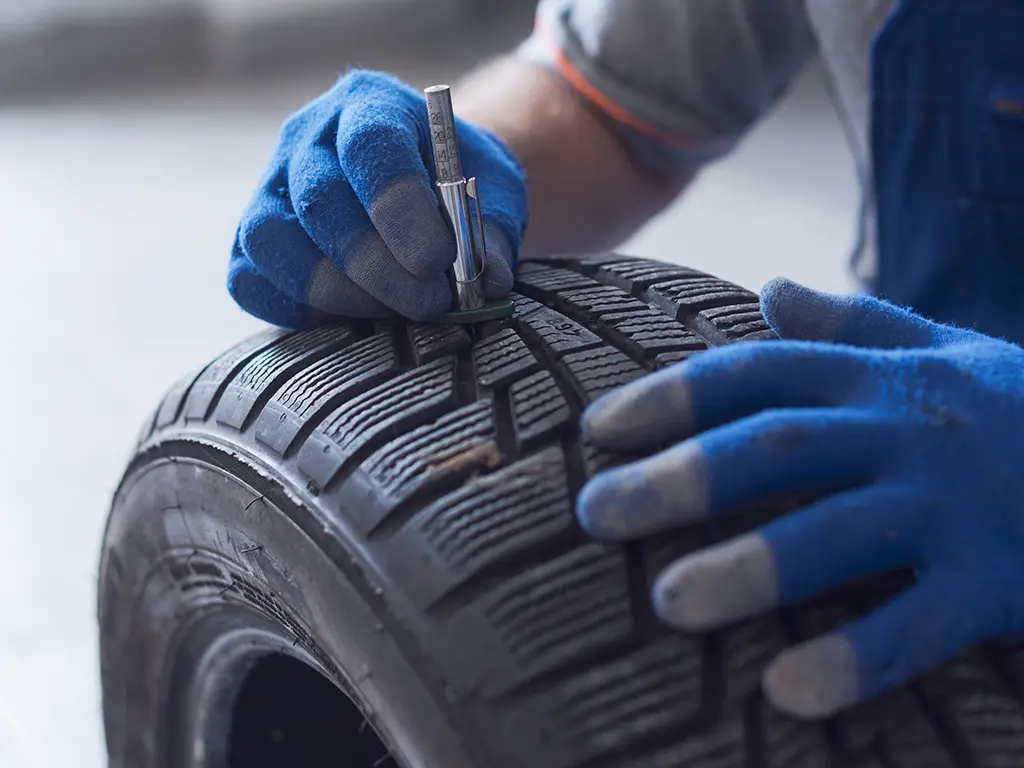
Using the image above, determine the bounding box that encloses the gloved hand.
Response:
[227,69,528,327]
[577,278,1024,719]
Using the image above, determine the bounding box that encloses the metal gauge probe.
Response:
[424,84,490,314]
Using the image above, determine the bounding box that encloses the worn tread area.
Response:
[128,255,1017,768]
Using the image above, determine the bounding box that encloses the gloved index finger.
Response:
[336,74,457,280]
[577,406,888,541]
[287,137,451,321]
[760,278,939,349]
[582,341,867,451]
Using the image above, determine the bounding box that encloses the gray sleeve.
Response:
[518,0,816,174]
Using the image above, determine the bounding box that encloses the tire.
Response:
[100,254,1024,768]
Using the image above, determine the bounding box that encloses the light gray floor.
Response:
[0,55,858,767]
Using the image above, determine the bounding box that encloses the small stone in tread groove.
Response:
[511,370,572,447]
[473,328,539,389]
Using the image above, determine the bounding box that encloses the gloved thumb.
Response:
[760,277,937,350]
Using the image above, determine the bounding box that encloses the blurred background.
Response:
[0,1,858,766]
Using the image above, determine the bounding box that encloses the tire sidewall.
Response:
[99,447,481,768]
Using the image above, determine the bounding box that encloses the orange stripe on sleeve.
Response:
[534,14,726,151]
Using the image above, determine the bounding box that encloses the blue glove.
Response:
[577,278,1024,719]
[227,69,528,327]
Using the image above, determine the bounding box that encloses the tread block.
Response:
[647,276,758,321]
[181,328,288,421]
[338,400,499,534]
[655,349,704,368]
[297,356,457,488]
[825,688,957,767]
[521,267,711,363]
[407,322,473,365]
[599,310,708,359]
[390,447,574,608]
[581,440,647,478]
[575,253,639,269]
[560,346,646,404]
[761,701,832,768]
[876,690,959,768]
[436,544,633,697]
[722,615,789,703]
[134,404,160,447]
[586,258,702,292]
[254,333,398,456]
[515,263,596,297]
[541,635,704,767]
[153,369,202,431]
[644,531,710,593]
[511,292,544,317]
[515,304,603,354]
[214,325,352,430]
[698,304,776,342]
[485,543,630,672]
[920,652,1024,768]
[511,370,573,448]
[473,328,540,389]
[643,721,746,768]
[556,285,648,316]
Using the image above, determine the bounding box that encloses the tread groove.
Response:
[910,683,974,768]
[745,692,767,768]
[492,385,519,463]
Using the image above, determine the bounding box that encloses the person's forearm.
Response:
[454,55,693,260]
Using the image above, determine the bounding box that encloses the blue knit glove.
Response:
[227,69,528,327]
[578,278,1024,719]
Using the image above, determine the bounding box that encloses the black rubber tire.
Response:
[100,254,1024,768]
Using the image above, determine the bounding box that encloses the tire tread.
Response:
[128,256,1019,768]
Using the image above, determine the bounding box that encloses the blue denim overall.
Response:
[872,0,1024,343]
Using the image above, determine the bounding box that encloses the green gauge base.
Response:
[431,299,516,325]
